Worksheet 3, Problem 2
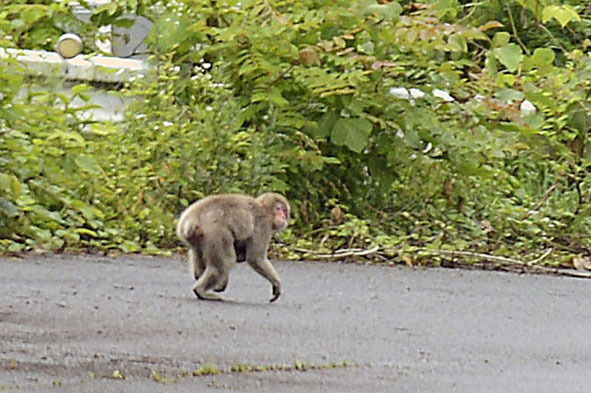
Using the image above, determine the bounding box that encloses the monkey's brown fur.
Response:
[177,192,290,302]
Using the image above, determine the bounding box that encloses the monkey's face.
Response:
[272,202,289,231]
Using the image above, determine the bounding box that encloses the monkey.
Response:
[176,192,290,302]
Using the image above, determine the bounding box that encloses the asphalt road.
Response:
[1,254,591,392]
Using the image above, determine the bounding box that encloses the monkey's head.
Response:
[257,192,290,232]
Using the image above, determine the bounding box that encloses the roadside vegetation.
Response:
[1,0,590,271]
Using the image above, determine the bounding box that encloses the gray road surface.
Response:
[1,254,591,392]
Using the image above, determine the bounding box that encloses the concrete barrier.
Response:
[0,47,149,83]
[1,48,151,122]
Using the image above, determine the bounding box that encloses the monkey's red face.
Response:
[273,202,289,231]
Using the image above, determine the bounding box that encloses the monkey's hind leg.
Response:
[211,260,232,293]
[188,248,205,280]
[213,275,228,292]
[193,266,226,301]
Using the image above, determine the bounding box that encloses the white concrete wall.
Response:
[1,48,150,122]
[0,48,148,83]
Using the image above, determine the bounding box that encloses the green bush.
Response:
[1,0,591,268]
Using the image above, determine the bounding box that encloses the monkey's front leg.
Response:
[271,282,281,303]
[247,258,282,302]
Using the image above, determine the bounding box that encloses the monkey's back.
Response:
[178,194,258,242]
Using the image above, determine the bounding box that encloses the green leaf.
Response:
[523,47,556,72]
[360,1,402,21]
[146,11,195,54]
[0,173,12,194]
[542,5,580,27]
[10,177,21,199]
[491,32,511,48]
[322,156,341,165]
[120,240,140,253]
[21,5,48,24]
[32,205,66,225]
[268,88,289,107]
[357,41,375,55]
[433,0,459,19]
[567,103,591,133]
[112,17,136,28]
[0,173,21,199]
[71,199,103,221]
[494,88,524,103]
[460,29,489,42]
[30,226,52,241]
[448,34,467,52]
[331,118,372,153]
[71,84,92,95]
[75,155,102,175]
[76,228,98,237]
[0,197,19,218]
[88,123,119,136]
[315,112,338,138]
[493,44,523,72]
[530,48,555,66]
[48,130,85,145]
[402,128,422,150]
[522,113,544,130]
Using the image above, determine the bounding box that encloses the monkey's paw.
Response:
[270,285,281,303]
[193,288,225,301]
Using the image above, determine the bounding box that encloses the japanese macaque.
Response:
[177,192,290,302]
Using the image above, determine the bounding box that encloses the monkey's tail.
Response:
[178,220,204,246]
